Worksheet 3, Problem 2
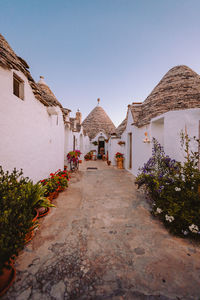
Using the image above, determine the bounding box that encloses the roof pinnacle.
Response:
[97,98,100,105]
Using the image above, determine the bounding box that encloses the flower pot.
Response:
[37,207,50,218]
[32,208,39,223]
[117,157,124,169]
[107,161,111,166]
[0,263,16,297]
[25,230,34,244]
[24,208,39,244]
[48,191,58,201]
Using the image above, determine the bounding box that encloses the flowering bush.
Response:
[136,136,200,240]
[115,152,123,159]
[67,150,81,163]
[40,169,70,195]
[84,152,92,160]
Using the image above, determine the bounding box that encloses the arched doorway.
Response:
[98,136,105,158]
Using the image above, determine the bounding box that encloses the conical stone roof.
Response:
[131,65,200,127]
[82,105,116,140]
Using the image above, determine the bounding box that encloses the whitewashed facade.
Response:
[0,67,65,183]
[114,65,200,176]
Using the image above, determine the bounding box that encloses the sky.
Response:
[0,0,200,126]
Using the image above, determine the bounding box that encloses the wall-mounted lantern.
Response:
[143,132,150,143]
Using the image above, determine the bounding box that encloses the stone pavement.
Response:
[2,161,200,300]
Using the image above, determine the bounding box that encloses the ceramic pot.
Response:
[117,157,124,169]
[0,263,16,296]
[37,207,50,218]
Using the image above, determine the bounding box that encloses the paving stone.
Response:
[2,161,200,300]
[50,280,66,299]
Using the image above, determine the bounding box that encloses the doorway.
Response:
[98,140,105,158]
[128,133,132,169]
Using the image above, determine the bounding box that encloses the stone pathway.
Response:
[3,161,200,300]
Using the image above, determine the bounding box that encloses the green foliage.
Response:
[0,168,34,273]
[25,181,54,208]
[40,169,69,195]
[84,152,92,160]
[136,135,200,240]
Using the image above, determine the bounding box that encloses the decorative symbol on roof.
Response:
[97,98,100,105]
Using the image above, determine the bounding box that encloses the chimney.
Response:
[38,76,47,85]
[76,109,82,124]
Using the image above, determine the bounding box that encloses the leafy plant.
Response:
[84,152,92,160]
[67,150,81,163]
[136,136,200,240]
[115,152,123,158]
[25,181,54,208]
[0,168,36,273]
[40,169,69,195]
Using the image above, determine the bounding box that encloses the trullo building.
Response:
[82,99,116,158]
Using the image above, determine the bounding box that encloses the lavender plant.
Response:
[136,136,200,240]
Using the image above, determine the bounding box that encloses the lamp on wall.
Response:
[143,131,150,143]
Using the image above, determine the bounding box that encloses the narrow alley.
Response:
[3,161,200,300]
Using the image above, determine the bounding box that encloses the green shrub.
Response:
[136,135,200,240]
[0,168,34,273]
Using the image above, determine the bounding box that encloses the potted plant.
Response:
[26,181,55,219]
[67,150,81,163]
[92,141,98,146]
[0,167,37,295]
[84,152,92,160]
[115,152,124,169]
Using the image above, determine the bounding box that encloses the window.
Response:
[13,73,24,100]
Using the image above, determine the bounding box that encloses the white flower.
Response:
[182,230,188,236]
[189,224,199,233]
[165,214,175,222]
[175,187,181,192]
[191,187,194,190]
[156,207,162,214]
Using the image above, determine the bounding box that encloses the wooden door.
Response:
[129,133,132,169]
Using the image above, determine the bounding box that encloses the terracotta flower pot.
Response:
[48,191,58,201]
[117,157,124,169]
[0,263,16,297]
[37,207,50,218]
[25,230,34,244]
[25,209,38,244]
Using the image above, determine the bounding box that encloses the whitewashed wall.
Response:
[162,108,200,162]
[131,108,200,176]
[64,126,73,166]
[131,125,152,175]
[0,67,64,183]
[108,137,121,165]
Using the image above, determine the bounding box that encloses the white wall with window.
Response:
[0,67,65,182]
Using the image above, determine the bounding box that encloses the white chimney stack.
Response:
[38,76,47,85]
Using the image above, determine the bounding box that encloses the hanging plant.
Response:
[92,141,98,146]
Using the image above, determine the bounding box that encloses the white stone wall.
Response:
[131,108,200,176]
[162,108,200,163]
[131,125,152,175]
[108,137,121,165]
[0,67,64,183]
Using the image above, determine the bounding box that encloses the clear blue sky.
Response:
[1,0,200,126]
